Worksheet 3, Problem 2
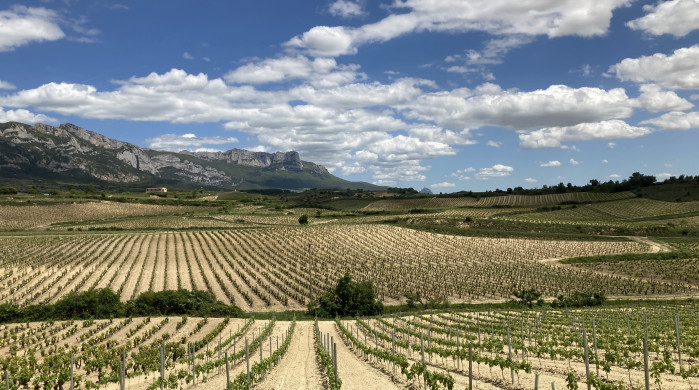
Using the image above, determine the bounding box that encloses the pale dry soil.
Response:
[317,322,402,390]
[253,321,323,389]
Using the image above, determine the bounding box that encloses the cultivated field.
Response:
[1,190,699,389]
[0,201,202,230]
[1,304,698,389]
[362,192,636,211]
[0,226,684,311]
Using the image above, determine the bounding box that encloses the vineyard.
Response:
[362,192,636,211]
[2,303,698,389]
[1,226,687,312]
[0,202,203,231]
[2,188,699,389]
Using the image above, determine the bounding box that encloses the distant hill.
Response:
[0,122,382,191]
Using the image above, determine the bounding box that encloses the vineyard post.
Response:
[626,314,630,338]
[457,331,460,371]
[374,328,378,351]
[552,381,556,390]
[260,334,263,361]
[245,337,249,381]
[507,326,514,384]
[468,344,473,390]
[269,337,272,364]
[333,342,338,387]
[582,322,591,390]
[392,327,396,373]
[160,343,164,390]
[521,319,525,360]
[477,313,481,345]
[218,335,221,375]
[119,361,124,390]
[70,352,74,390]
[225,351,230,388]
[122,345,127,389]
[428,325,432,363]
[674,313,682,372]
[420,332,426,390]
[643,316,650,390]
[535,373,539,390]
[192,343,196,386]
[592,318,599,377]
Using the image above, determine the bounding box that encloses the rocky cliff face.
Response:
[183,149,307,171]
[0,122,334,189]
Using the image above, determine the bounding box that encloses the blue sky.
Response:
[1,0,698,191]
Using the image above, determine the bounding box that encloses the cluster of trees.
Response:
[551,291,607,308]
[0,186,18,194]
[479,172,661,196]
[511,289,607,308]
[0,289,243,324]
[307,272,383,317]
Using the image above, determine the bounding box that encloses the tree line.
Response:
[0,289,244,324]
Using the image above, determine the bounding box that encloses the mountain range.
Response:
[0,122,381,191]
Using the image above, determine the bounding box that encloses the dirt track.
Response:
[254,321,323,389]
[317,322,401,390]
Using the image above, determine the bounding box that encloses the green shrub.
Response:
[307,272,383,317]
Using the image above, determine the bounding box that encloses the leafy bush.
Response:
[298,214,309,225]
[511,288,544,308]
[551,291,606,308]
[0,289,243,324]
[127,289,243,317]
[0,187,18,194]
[307,272,383,317]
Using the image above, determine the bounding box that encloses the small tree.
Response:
[307,272,383,317]
[512,288,543,308]
[298,214,309,225]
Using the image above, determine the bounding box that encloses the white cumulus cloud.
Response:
[525,178,537,183]
[431,182,455,189]
[611,45,699,90]
[224,56,362,87]
[404,84,634,131]
[286,0,631,57]
[0,6,64,52]
[635,84,693,112]
[145,133,238,151]
[0,80,16,90]
[627,0,699,37]
[519,120,652,149]
[641,111,699,130]
[0,107,57,124]
[486,140,502,148]
[329,0,366,18]
[540,160,561,167]
[285,26,358,57]
[475,164,513,180]
[569,158,580,165]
